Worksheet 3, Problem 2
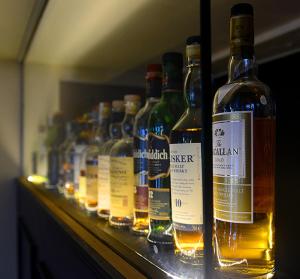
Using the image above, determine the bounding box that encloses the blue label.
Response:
[148,133,170,180]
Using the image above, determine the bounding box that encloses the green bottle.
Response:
[147,52,184,244]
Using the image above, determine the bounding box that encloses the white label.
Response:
[170,143,203,225]
[212,118,246,177]
[110,157,134,217]
[98,155,110,209]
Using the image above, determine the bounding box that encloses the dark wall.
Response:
[213,51,300,278]
[59,81,144,121]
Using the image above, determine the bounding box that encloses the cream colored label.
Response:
[110,157,134,217]
[213,112,253,223]
[98,155,110,209]
[86,164,98,203]
[170,143,203,225]
[78,176,86,198]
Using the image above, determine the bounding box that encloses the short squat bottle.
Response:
[97,100,125,219]
[85,103,111,213]
[109,95,141,228]
[213,4,276,278]
[170,36,204,264]
[147,52,185,244]
[132,64,162,235]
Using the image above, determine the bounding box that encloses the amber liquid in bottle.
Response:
[213,4,276,278]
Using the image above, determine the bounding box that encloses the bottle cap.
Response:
[231,3,253,17]
[112,100,125,112]
[162,52,183,66]
[124,94,141,115]
[124,94,141,102]
[186,35,201,59]
[146,64,162,80]
[99,102,111,118]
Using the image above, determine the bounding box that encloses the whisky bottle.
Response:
[97,100,125,219]
[85,103,111,212]
[213,4,276,277]
[46,112,65,189]
[109,95,141,228]
[65,115,89,200]
[170,36,203,264]
[132,64,162,234]
[147,52,185,244]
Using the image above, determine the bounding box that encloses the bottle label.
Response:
[148,188,171,220]
[97,155,110,209]
[213,111,253,223]
[148,133,170,180]
[86,158,98,203]
[110,157,134,217]
[133,136,148,211]
[170,143,203,225]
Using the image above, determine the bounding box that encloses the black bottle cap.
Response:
[231,3,253,17]
[186,35,201,46]
[162,52,183,66]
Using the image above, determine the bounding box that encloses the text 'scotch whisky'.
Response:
[212,3,276,278]
[170,36,203,265]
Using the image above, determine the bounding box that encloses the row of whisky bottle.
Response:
[42,3,275,277]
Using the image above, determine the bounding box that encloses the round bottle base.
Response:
[97,209,110,219]
[109,216,132,228]
[147,233,173,245]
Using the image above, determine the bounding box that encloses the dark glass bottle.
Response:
[147,52,185,244]
[97,100,125,219]
[170,36,204,264]
[132,64,162,235]
[212,4,276,277]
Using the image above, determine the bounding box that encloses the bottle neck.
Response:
[146,78,162,99]
[228,52,257,82]
[121,113,136,138]
[185,57,201,108]
[109,111,124,139]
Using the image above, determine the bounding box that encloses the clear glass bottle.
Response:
[147,52,185,244]
[36,124,48,178]
[212,4,276,278]
[109,95,141,228]
[170,36,204,264]
[132,64,162,235]
[97,100,125,219]
[46,112,65,189]
[57,122,74,194]
[64,117,89,200]
[85,103,111,212]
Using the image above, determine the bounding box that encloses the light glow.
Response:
[27,174,48,185]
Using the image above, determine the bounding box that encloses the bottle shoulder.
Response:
[172,108,202,131]
[213,79,275,117]
[110,138,133,157]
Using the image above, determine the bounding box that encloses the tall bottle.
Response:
[147,52,185,244]
[109,95,141,228]
[57,122,74,194]
[46,112,65,188]
[85,102,111,212]
[64,116,89,199]
[213,4,276,277]
[97,100,125,219]
[132,64,162,234]
[170,36,203,264]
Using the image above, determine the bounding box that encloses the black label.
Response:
[148,133,170,180]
